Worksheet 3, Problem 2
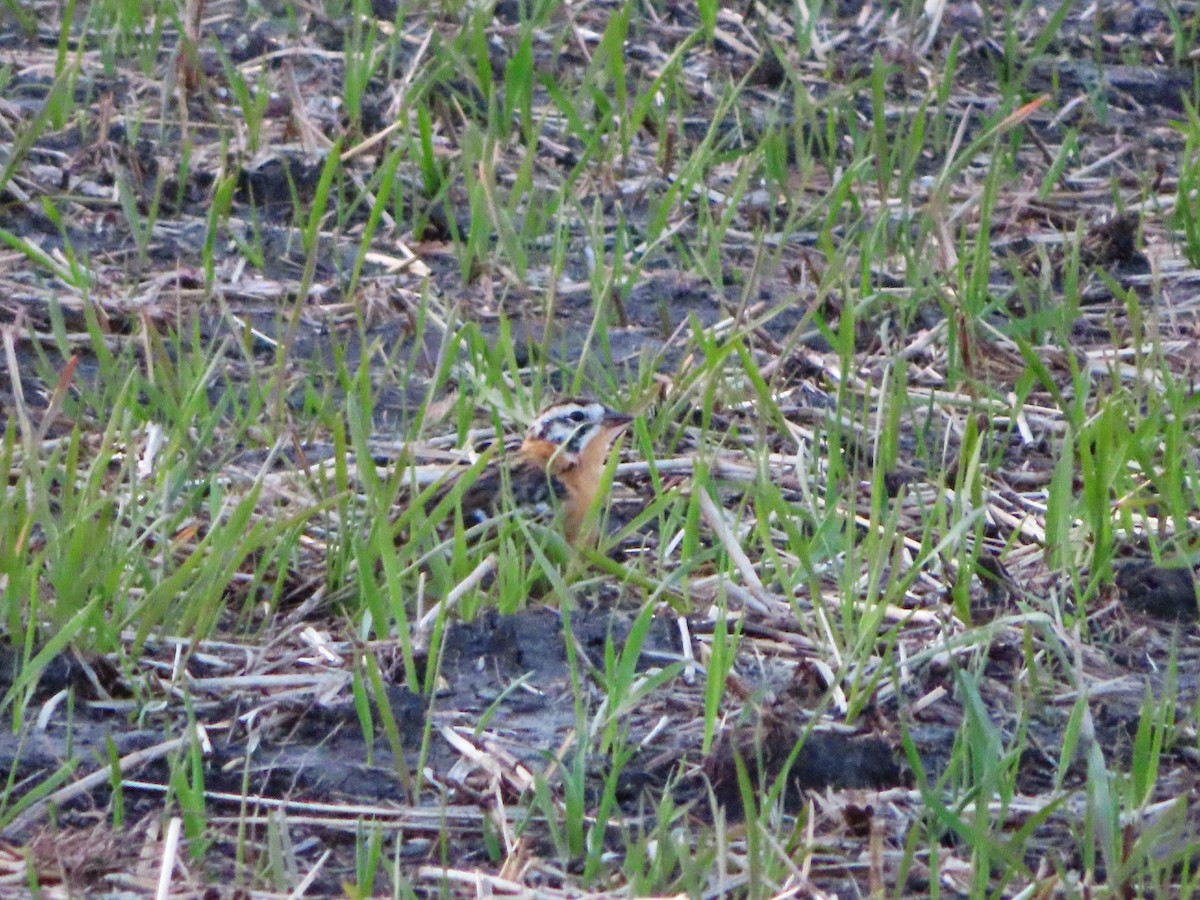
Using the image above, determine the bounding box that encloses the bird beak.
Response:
[603,409,634,432]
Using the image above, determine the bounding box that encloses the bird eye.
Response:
[568,410,587,423]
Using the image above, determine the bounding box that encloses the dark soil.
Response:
[3,0,1200,895]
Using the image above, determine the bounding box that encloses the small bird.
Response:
[431,398,634,546]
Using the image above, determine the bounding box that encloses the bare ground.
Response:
[3,0,1200,895]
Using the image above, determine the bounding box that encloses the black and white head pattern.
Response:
[527,399,614,456]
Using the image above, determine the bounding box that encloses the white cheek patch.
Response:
[540,420,576,443]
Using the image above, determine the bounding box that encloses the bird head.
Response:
[518,398,634,473]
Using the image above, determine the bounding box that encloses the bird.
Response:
[424,398,635,547]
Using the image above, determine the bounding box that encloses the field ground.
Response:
[3,0,1200,896]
